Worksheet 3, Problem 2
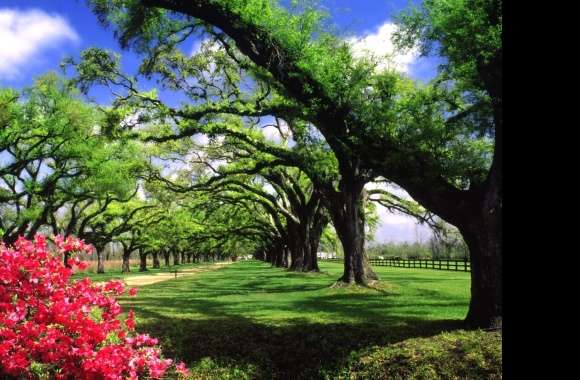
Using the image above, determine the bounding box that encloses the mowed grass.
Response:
[122,261,470,324]
[88,261,497,379]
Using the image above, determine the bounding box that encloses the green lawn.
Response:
[90,261,491,379]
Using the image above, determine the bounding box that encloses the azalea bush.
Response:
[0,235,190,379]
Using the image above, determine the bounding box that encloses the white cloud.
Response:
[0,8,79,79]
[366,180,433,243]
[373,219,432,244]
[373,206,433,244]
[365,181,411,199]
[262,120,292,143]
[192,134,210,146]
[348,22,418,74]
[190,37,221,57]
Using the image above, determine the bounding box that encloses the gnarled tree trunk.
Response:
[122,249,131,273]
[328,176,378,284]
[173,248,180,265]
[163,250,170,266]
[139,249,148,272]
[97,246,106,274]
[288,223,307,271]
[306,207,329,273]
[152,251,160,268]
[462,144,502,328]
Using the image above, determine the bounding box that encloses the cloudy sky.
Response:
[0,0,440,244]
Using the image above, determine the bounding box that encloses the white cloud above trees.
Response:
[0,8,79,79]
[348,22,418,74]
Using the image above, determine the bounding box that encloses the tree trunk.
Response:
[275,245,287,267]
[267,246,276,266]
[288,223,307,271]
[63,252,71,269]
[139,249,147,272]
[122,250,131,273]
[97,248,105,274]
[152,251,160,268]
[181,251,186,264]
[173,249,180,265]
[164,251,170,266]
[306,208,329,272]
[283,247,290,268]
[460,220,501,328]
[462,143,502,328]
[329,179,378,284]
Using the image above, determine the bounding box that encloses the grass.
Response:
[77,261,501,379]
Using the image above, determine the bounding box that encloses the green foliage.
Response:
[394,0,502,93]
[188,357,258,380]
[0,72,157,249]
[346,329,501,380]
[82,0,496,197]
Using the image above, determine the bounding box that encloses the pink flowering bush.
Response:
[0,235,190,379]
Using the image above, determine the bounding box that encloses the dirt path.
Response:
[124,262,232,287]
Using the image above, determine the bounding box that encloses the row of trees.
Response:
[0,75,262,274]
[0,75,153,272]
[74,0,501,327]
[2,0,501,328]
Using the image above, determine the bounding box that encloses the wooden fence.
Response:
[320,258,471,272]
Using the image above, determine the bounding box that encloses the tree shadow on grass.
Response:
[136,309,463,379]
[125,263,469,379]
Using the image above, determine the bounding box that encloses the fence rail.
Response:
[320,258,471,272]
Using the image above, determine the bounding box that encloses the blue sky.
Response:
[0,0,438,244]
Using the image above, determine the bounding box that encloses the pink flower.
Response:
[0,235,172,379]
[125,310,136,331]
[175,362,190,378]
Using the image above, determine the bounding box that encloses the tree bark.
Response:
[328,177,378,285]
[164,250,170,266]
[152,251,160,268]
[173,249,180,265]
[462,138,502,328]
[122,249,131,273]
[287,223,307,271]
[306,207,329,273]
[283,247,290,268]
[97,248,105,274]
[460,217,501,328]
[139,249,148,272]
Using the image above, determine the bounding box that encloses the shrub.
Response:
[0,235,189,379]
[345,330,502,379]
